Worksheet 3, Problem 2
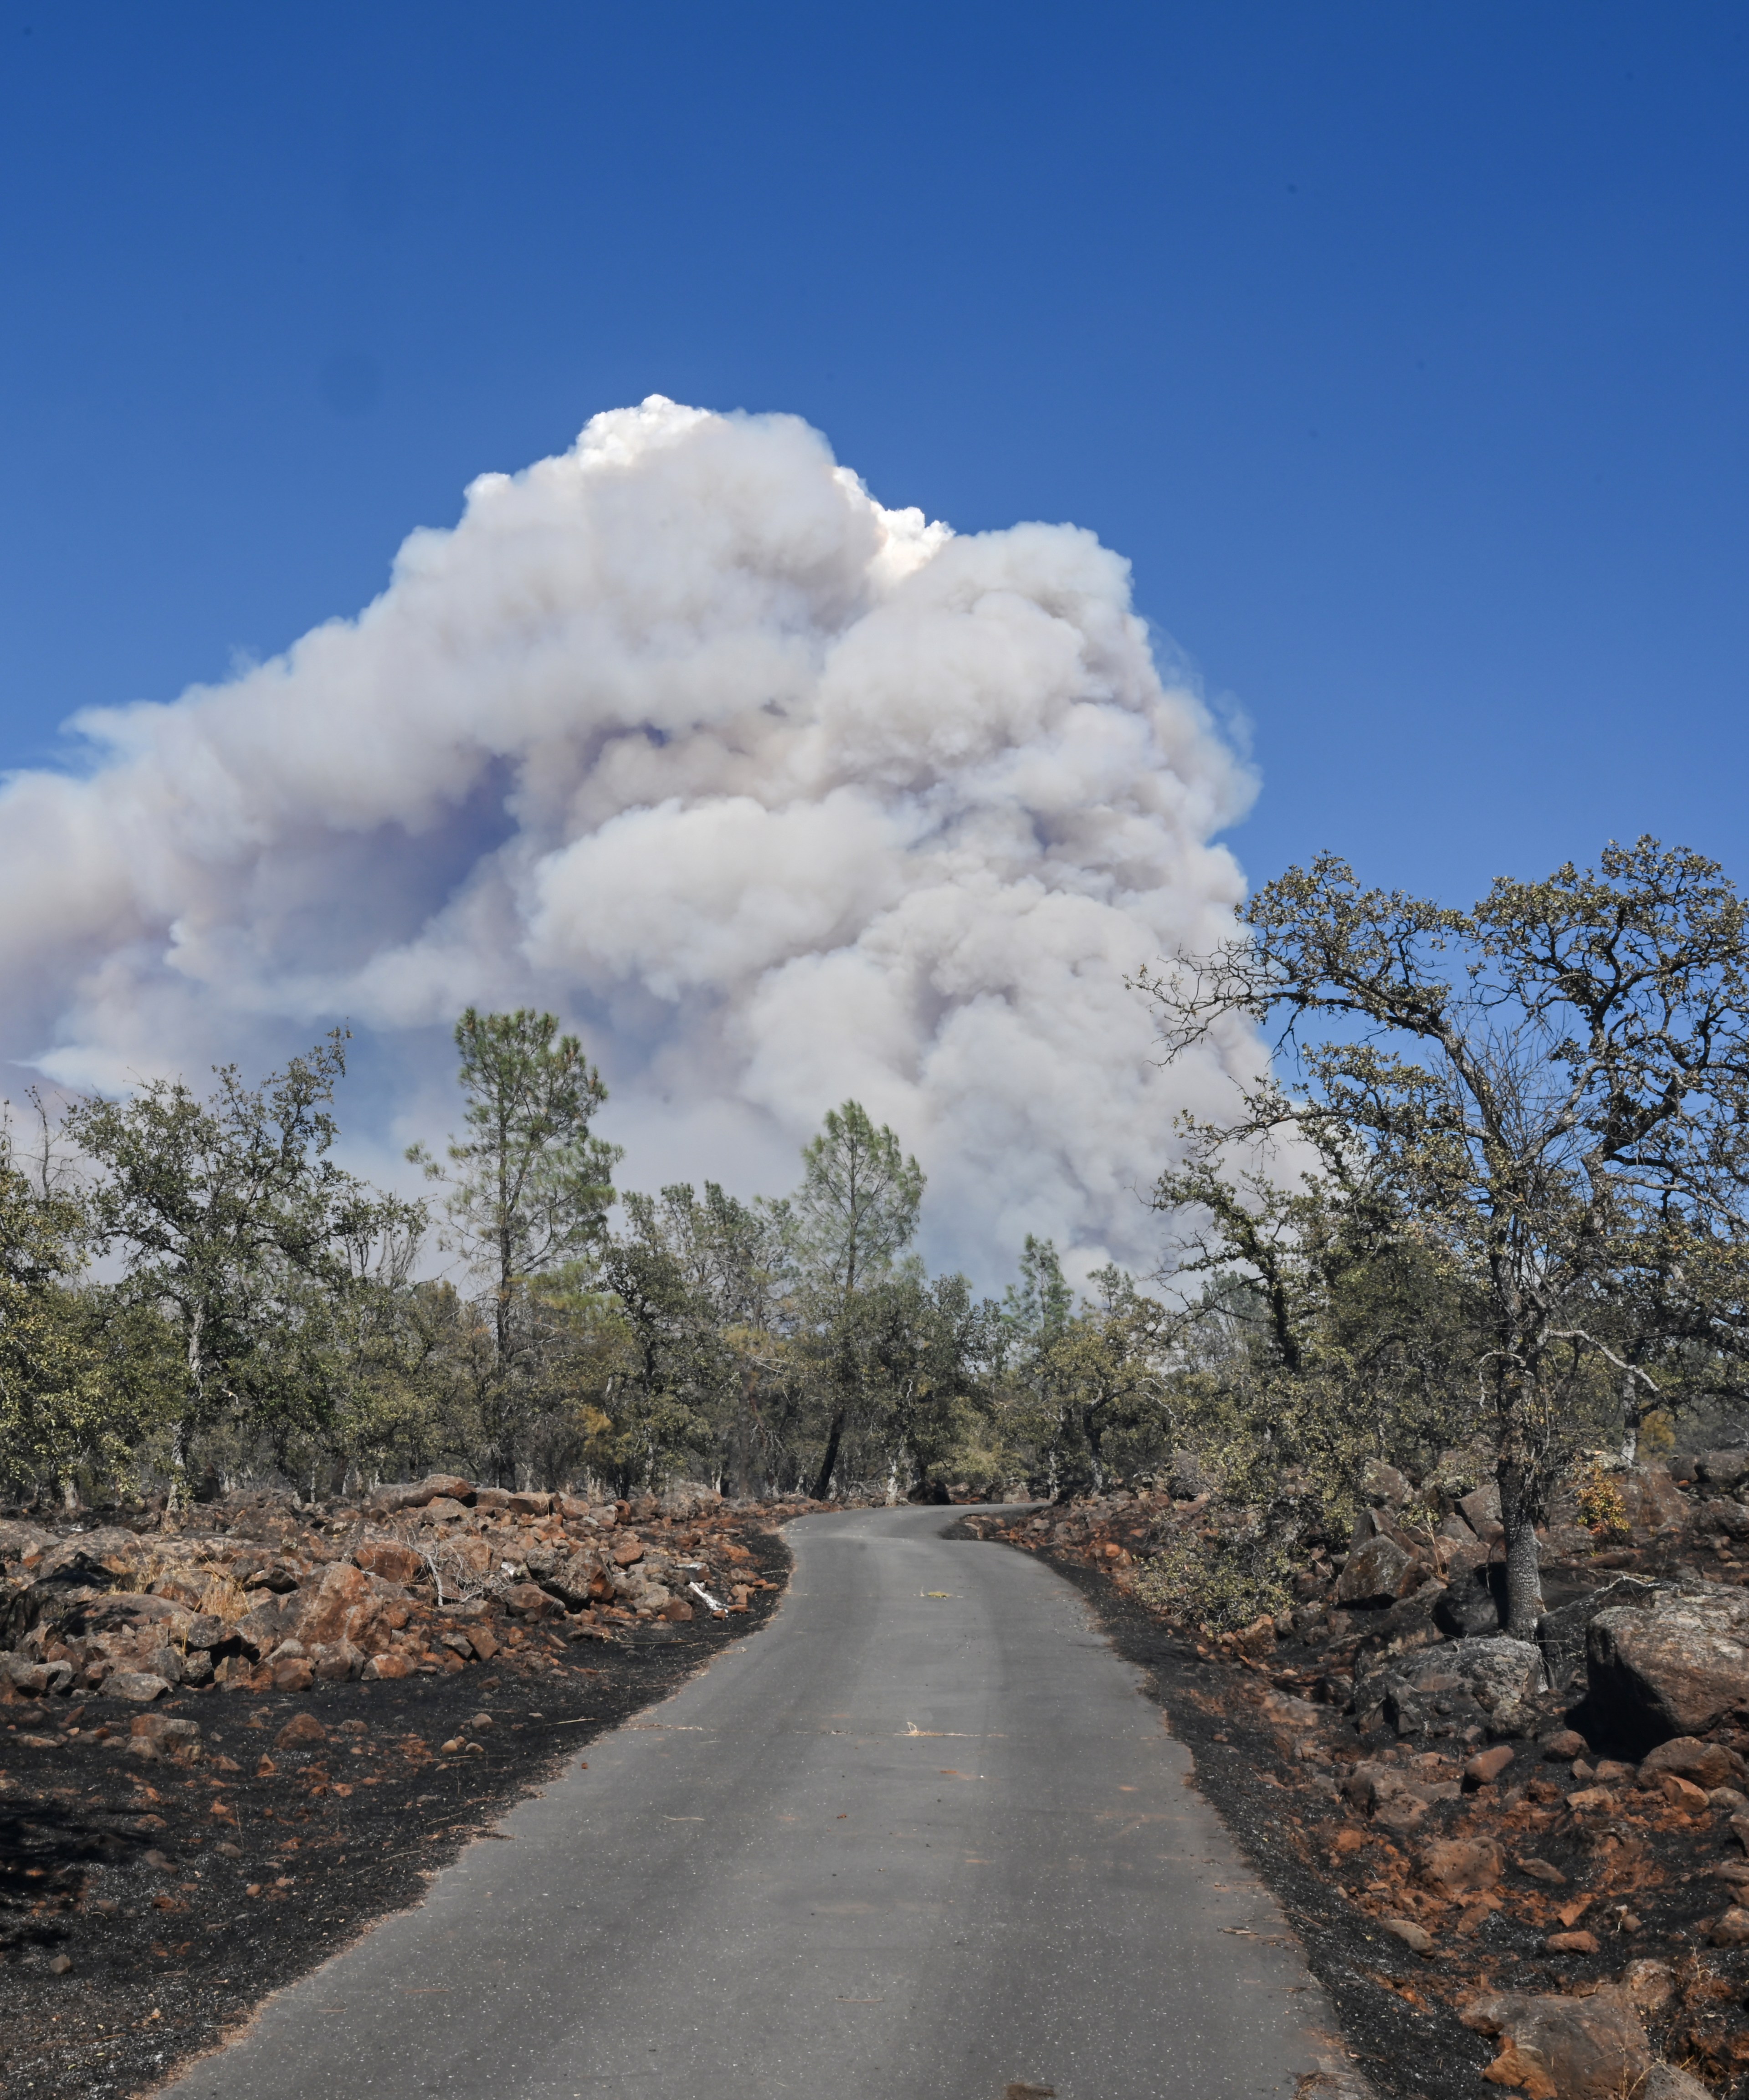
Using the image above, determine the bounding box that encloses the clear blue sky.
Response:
[2,1,1744,907]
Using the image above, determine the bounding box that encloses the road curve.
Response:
[164,1505,1342,2100]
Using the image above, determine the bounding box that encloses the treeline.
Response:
[5,840,1749,1645]
[0,1010,1176,1511]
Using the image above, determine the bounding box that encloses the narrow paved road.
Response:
[166,1507,1343,2100]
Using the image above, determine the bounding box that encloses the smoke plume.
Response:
[0,399,1259,1285]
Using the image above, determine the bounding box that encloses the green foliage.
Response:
[1140,837,1749,1634]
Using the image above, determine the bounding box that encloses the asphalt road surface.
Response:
[164,1506,1347,2100]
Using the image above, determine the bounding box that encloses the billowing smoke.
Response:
[0,398,1259,1286]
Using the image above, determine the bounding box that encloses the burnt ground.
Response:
[959,1523,1749,2100]
[0,1526,792,2100]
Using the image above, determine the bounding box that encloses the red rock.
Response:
[1467,1745,1516,1786]
[363,1653,413,1680]
[1637,1736,1748,1790]
[1708,1906,1749,1946]
[1420,1837,1503,1894]
[1380,1916,1433,1954]
[270,1658,313,1693]
[610,1535,646,1568]
[1541,1730,1588,1760]
[274,1711,327,1749]
[1657,1772,1710,1811]
[353,1541,424,1586]
[1516,1857,1567,1885]
[1546,1931,1600,1955]
[1462,1986,1650,2100]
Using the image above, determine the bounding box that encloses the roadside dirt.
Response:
[0,1525,791,2099]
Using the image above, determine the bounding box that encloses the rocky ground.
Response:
[960,1452,1749,2100]
[0,1481,791,2098]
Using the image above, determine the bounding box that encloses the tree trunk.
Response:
[812,1406,847,1501]
[1497,1456,1545,1641]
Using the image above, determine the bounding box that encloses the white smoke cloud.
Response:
[0,397,1261,1286]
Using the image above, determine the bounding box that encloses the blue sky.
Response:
[1,0,1745,910]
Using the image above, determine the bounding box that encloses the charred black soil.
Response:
[968,1525,1749,2100]
[0,1526,791,2099]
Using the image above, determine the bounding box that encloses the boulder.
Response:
[1362,1460,1412,1509]
[275,1711,326,1749]
[353,1541,424,1586]
[1642,2067,1713,2100]
[1382,1637,1545,1738]
[1460,1482,1503,1533]
[105,1670,170,1702]
[1616,1466,1689,1533]
[1588,1585,1749,1738]
[1436,1564,1507,1639]
[372,1475,475,1513]
[1460,1986,1650,2100]
[1636,1736,1747,1792]
[1336,1534,1420,1607]
[1696,1449,1749,1494]
[1537,1577,1659,1695]
[1689,1499,1749,1541]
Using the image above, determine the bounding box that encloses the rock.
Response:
[610,1534,646,1569]
[270,1657,313,1692]
[1517,1857,1567,1885]
[182,1613,234,1652]
[1466,1745,1516,1787]
[1419,1836,1503,1894]
[372,1475,475,1512]
[1697,1450,1749,1494]
[1337,1534,1420,1607]
[1708,1907,1749,1946]
[1567,1787,1618,1813]
[1636,1736,1748,1791]
[1437,1565,1507,1639]
[1691,1499,1749,1541]
[502,1582,559,1617]
[1461,1986,1650,2100]
[1642,2067,1712,2100]
[1363,1460,1412,1509]
[1379,1916,1433,1953]
[47,1953,72,1974]
[1619,1960,1676,2015]
[104,1671,170,1702]
[1543,1729,1589,1760]
[1588,1585,1749,1737]
[416,1496,471,1523]
[0,1658,51,1695]
[1382,1637,1545,1737]
[275,1711,326,1749]
[1460,1482,1503,1533]
[469,1711,493,1731]
[131,1714,199,1747]
[308,1639,363,1682]
[353,1541,424,1586]
[1166,1449,1211,1501]
[1546,1931,1600,1954]
[362,1653,413,1680]
[1712,1787,1749,1813]
[1617,1467,1690,1533]
[1539,1577,1660,1695]
[505,1490,551,1516]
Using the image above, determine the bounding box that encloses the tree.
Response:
[410,1009,620,1481]
[789,1101,925,1498]
[0,1116,117,1501]
[1142,840,1749,1636]
[67,1033,413,1482]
